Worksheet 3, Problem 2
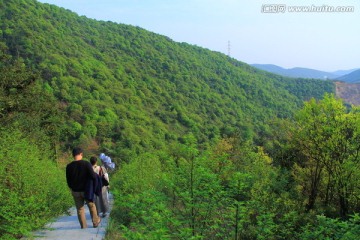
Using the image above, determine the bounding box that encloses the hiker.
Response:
[66,147,101,229]
[90,156,110,218]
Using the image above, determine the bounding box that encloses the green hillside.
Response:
[0,0,334,159]
[3,0,353,239]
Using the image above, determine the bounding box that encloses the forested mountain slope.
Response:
[0,0,334,159]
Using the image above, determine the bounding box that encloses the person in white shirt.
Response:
[90,156,110,218]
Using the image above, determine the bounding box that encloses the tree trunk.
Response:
[306,162,322,212]
[338,183,349,219]
[234,201,239,240]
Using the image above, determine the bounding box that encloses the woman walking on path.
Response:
[90,156,110,218]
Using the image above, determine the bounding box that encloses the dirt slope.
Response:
[335,81,360,106]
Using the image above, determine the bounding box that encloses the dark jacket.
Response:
[66,160,97,192]
[84,174,102,202]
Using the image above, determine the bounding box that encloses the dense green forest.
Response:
[0,46,72,239]
[0,0,335,157]
[2,0,360,239]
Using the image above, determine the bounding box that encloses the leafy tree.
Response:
[299,214,360,239]
[292,94,360,217]
[164,135,232,239]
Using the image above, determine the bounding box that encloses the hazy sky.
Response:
[37,0,360,72]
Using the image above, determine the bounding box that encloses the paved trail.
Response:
[25,194,113,240]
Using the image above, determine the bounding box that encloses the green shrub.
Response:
[299,214,360,240]
[0,128,72,239]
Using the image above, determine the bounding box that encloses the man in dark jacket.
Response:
[66,147,101,229]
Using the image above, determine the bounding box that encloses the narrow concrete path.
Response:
[24,194,113,240]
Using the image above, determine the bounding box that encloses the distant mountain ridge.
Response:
[336,69,360,83]
[251,64,359,81]
[333,69,360,76]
